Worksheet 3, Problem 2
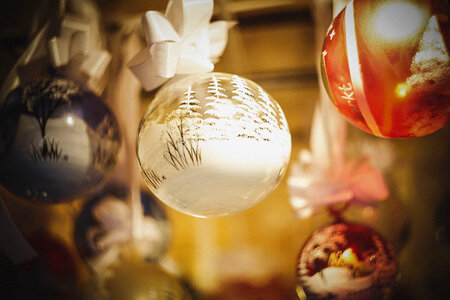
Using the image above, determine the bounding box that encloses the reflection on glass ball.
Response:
[296,223,398,300]
[82,259,191,300]
[137,72,291,217]
[74,185,170,272]
[0,78,121,203]
[321,0,449,138]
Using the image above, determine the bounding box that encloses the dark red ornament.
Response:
[296,222,398,300]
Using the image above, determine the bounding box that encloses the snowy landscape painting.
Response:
[0,78,121,203]
[138,73,291,217]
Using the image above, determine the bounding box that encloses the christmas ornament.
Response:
[321,0,450,138]
[75,185,170,272]
[137,72,291,217]
[296,222,398,300]
[81,258,191,299]
[0,78,121,203]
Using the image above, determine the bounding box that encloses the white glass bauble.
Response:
[137,73,291,217]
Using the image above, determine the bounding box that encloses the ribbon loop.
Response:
[209,21,235,62]
[151,42,183,77]
[142,11,181,46]
[48,15,111,92]
[128,49,168,91]
[129,0,233,91]
[166,0,213,39]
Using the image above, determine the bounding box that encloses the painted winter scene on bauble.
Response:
[137,73,291,217]
[0,78,121,203]
[296,223,398,300]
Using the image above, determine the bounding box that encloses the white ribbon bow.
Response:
[86,197,167,273]
[128,0,233,91]
[48,15,111,88]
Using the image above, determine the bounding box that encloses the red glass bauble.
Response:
[321,0,449,138]
[296,222,398,300]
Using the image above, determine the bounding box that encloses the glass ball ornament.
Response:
[0,78,121,203]
[296,222,398,300]
[74,185,170,271]
[321,0,449,138]
[137,72,291,217]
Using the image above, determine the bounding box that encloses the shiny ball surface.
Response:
[137,72,291,217]
[0,78,121,203]
[296,223,398,300]
[321,0,449,138]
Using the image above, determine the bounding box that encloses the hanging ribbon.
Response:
[287,102,389,219]
[47,15,111,91]
[128,0,234,91]
[288,150,389,219]
[288,0,389,219]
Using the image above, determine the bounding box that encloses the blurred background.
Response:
[0,0,449,299]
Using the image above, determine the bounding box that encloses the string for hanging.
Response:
[287,0,389,220]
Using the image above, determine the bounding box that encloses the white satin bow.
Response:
[128,0,233,91]
[48,15,111,90]
[86,197,168,272]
